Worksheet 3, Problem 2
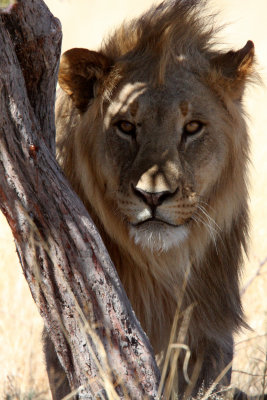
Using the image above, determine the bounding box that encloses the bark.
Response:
[0,1,160,399]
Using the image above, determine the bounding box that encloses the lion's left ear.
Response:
[58,48,112,112]
[209,40,255,100]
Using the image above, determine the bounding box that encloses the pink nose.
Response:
[133,186,176,207]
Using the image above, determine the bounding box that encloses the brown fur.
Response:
[45,1,256,398]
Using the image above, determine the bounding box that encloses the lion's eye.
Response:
[183,121,204,136]
[116,120,136,136]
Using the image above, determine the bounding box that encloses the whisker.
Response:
[194,211,218,236]
[192,213,219,254]
[197,199,217,214]
[197,204,221,232]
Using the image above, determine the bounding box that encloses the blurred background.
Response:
[0,0,266,398]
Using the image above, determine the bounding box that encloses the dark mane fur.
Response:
[101,0,216,83]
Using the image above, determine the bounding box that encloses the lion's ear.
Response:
[58,48,112,112]
[210,40,255,100]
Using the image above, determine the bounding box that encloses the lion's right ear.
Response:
[58,48,112,112]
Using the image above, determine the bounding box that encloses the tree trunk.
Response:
[0,1,160,398]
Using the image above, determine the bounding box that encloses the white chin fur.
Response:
[129,224,189,252]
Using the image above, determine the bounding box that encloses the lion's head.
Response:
[57,3,254,254]
[55,0,255,392]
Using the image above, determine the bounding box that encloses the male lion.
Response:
[44,1,256,398]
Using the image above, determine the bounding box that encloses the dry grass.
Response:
[0,213,50,399]
[0,0,266,398]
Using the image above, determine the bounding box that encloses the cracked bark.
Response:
[0,1,160,398]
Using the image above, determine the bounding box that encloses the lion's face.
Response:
[95,73,228,251]
[58,36,253,253]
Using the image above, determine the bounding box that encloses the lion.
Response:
[44,1,256,398]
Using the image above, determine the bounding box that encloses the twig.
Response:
[241,256,267,295]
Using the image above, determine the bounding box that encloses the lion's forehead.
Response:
[104,77,215,128]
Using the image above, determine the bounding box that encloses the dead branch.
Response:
[241,256,267,295]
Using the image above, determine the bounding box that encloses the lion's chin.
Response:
[129,221,189,252]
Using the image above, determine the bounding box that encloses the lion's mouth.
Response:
[131,217,180,228]
[128,217,190,251]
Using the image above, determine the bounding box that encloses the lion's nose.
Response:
[133,186,175,207]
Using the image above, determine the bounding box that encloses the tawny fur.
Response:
[46,1,256,398]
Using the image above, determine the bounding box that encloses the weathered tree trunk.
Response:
[0,1,160,398]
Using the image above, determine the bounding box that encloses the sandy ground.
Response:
[0,0,266,398]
